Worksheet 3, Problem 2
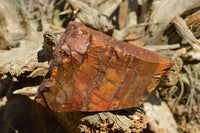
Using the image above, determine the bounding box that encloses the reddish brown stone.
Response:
[35,21,174,112]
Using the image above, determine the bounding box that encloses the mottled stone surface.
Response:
[35,21,174,112]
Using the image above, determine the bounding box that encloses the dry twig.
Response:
[146,0,200,45]
[172,15,200,51]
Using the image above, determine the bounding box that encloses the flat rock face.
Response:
[35,21,174,112]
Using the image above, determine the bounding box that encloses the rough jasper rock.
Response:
[35,21,174,112]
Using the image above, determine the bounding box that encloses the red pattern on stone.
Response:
[35,21,174,112]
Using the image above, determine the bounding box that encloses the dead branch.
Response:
[38,5,51,32]
[13,86,38,100]
[113,22,155,41]
[144,44,180,52]
[68,0,116,32]
[146,0,200,46]
[0,0,50,76]
[172,15,200,51]
[99,0,122,17]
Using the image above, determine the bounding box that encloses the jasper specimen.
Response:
[35,21,174,112]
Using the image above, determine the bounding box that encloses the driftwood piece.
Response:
[169,14,200,61]
[183,49,200,61]
[172,15,200,51]
[98,0,122,17]
[67,0,118,32]
[144,44,181,52]
[185,11,200,39]
[0,0,25,49]
[113,23,147,41]
[0,0,49,77]
[13,86,38,100]
[0,32,48,76]
[79,109,147,133]
[146,0,200,46]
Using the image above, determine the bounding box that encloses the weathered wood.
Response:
[13,86,38,100]
[172,15,200,51]
[79,109,147,133]
[144,44,181,52]
[0,0,25,49]
[0,32,48,76]
[67,0,117,32]
[146,0,200,46]
[0,0,49,77]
